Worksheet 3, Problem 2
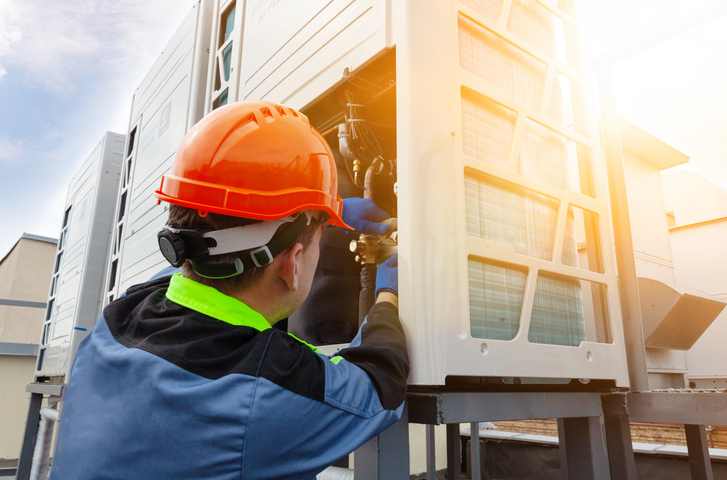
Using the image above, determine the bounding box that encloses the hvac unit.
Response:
[36,132,125,379]
[209,0,629,388]
[105,0,213,301]
[396,0,628,386]
[206,0,392,111]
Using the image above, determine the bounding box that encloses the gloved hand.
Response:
[341,197,390,235]
[375,255,398,297]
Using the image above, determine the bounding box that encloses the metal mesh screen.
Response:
[469,259,526,340]
[461,1,586,346]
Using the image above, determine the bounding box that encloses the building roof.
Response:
[619,117,690,171]
[669,215,727,232]
[21,233,58,244]
[0,233,58,269]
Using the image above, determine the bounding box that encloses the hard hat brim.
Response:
[155,175,353,230]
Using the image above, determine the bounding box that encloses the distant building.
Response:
[619,117,705,390]
[662,171,727,228]
[662,171,727,388]
[0,233,57,462]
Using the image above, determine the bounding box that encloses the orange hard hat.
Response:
[155,100,351,229]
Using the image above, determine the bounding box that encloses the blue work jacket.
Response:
[49,272,408,480]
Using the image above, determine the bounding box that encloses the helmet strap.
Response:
[189,212,311,279]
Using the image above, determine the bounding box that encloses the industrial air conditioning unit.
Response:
[104,0,213,302]
[36,132,125,381]
[207,0,629,388]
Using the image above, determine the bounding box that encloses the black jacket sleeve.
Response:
[337,301,409,410]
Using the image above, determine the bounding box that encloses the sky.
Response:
[0,0,193,259]
[0,0,726,260]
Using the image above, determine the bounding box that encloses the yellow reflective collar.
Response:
[165,273,271,331]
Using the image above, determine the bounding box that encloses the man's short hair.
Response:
[166,204,320,291]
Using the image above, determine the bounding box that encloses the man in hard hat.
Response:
[49,101,407,480]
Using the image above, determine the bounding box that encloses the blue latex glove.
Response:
[341,197,390,235]
[375,254,398,297]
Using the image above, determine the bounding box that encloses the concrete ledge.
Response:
[0,342,38,356]
[0,298,47,308]
[26,383,64,396]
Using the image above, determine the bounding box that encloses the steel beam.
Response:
[557,419,569,480]
[354,406,410,480]
[446,423,462,480]
[426,424,436,480]
[595,61,650,393]
[601,394,638,480]
[16,393,43,480]
[625,392,727,426]
[469,423,481,480]
[559,417,610,480]
[408,392,603,425]
[685,424,714,480]
[26,383,65,396]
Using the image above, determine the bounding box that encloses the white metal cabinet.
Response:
[37,132,125,379]
[395,0,629,386]
[105,0,213,300]
[208,0,392,110]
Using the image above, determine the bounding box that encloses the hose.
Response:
[29,407,60,480]
[359,263,376,326]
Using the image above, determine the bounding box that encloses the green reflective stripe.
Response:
[165,274,270,331]
[287,333,322,354]
[330,355,344,365]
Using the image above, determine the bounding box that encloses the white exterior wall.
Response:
[0,356,37,460]
[622,151,676,284]
[621,146,688,384]
[662,171,727,227]
[670,218,727,386]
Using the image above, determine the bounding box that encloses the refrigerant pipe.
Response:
[338,123,363,187]
[29,407,60,480]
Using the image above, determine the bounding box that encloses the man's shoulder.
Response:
[102,278,273,380]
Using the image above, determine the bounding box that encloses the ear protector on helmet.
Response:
[157,229,211,268]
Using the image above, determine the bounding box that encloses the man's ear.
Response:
[278,242,304,292]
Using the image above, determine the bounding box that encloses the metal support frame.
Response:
[685,424,715,480]
[16,393,43,480]
[595,60,650,393]
[558,417,610,480]
[16,384,66,480]
[624,391,727,425]
[425,424,436,479]
[469,422,482,480]
[408,392,603,424]
[354,405,410,480]
[602,391,727,479]
[407,392,609,480]
[446,423,462,480]
[601,394,638,480]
